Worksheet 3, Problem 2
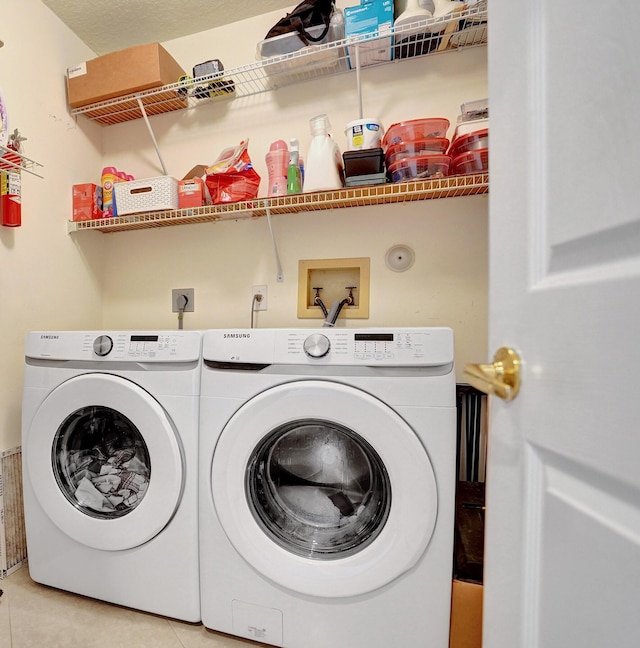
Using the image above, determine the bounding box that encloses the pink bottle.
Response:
[265,140,289,197]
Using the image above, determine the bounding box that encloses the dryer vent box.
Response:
[298,257,370,320]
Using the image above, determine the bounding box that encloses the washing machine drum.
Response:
[211,380,439,598]
[247,418,391,559]
[25,373,184,551]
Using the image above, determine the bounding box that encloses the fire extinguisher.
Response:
[1,167,21,227]
[1,129,25,227]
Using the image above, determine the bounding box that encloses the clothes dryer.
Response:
[22,331,202,622]
[199,327,456,648]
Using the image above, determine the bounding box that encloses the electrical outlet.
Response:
[172,288,195,313]
[252,285,268,311]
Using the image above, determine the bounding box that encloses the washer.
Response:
[199,327,456,648]
[22,331,202,622]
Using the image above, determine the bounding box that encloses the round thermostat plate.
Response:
[386,245,415,272]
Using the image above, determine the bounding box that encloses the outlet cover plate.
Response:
[172,288,195,312]
[252,285,268,311]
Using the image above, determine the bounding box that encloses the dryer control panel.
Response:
[25,331,202,363]
[204,328,454,368]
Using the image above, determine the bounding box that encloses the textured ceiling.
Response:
[40,0,296,55]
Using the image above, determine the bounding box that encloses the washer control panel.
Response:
[204,328,454,367]
[25,331,201,363]
[87,333,185,359]
[295,331,415,364]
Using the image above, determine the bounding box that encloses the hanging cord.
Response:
[250,293,262,328]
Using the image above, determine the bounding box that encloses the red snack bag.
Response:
[205,140,261,204]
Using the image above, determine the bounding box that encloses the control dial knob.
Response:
[303,333,331,358]
[93,335,113,357]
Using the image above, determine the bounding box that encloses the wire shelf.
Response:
[67,173,488,233]
[0,145,44,178]
[69,3,488,126]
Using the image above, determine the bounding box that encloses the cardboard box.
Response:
[72,183,103,221]
[450,481,485,648]
[178,178,205,209]
[449,579,483,648]
[66,42,186,108]
[345,0,394,68]
[454,481,485,582]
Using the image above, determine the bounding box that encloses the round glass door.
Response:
[26,373,184,551]
[211,380,438,598]
[247,419,391,559]
[52,405,151,519]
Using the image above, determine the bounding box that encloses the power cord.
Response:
[250,292,262,328]
[177,293,189,330]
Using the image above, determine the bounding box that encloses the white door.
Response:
[478,1,640,646]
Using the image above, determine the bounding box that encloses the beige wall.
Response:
[0,0,105,450]
[1,1,487,452]
[97,5,489,378]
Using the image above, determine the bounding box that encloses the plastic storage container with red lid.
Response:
[388,155,451,182]
[452,149,489,175]
[386,138,450,166]
[383,118,450,149]
[448,129,488,159]
[453,117,489,140]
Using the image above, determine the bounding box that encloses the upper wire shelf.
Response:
[0,145,44,178]
[69,2,488,126]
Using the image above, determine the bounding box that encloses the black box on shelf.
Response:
[343,148,385,179]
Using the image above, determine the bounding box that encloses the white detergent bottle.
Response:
[303,114,343,192]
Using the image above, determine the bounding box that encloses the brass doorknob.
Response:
[463,347,522,401]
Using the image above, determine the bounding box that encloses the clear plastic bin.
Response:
[257,10,345,78]
[460,98,488,121]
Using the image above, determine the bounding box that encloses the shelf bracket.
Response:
[136,96,168,176]
[265,201,284,283]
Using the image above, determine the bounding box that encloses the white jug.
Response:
[303,114,343,193]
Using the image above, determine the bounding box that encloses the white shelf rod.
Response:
[265,202,284,283]
[136,96,168,176]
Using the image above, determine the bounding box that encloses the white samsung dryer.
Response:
[199,327,457,648]
[22,331,202,622]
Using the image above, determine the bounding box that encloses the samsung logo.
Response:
[223,333,251,339]
[40,334,60,340]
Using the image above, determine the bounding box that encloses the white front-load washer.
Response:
[22,331,202,622]
[199,327,456,648]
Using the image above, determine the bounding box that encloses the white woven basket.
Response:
[114,176,179,215]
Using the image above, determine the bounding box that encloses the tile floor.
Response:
[0,566,266,648]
